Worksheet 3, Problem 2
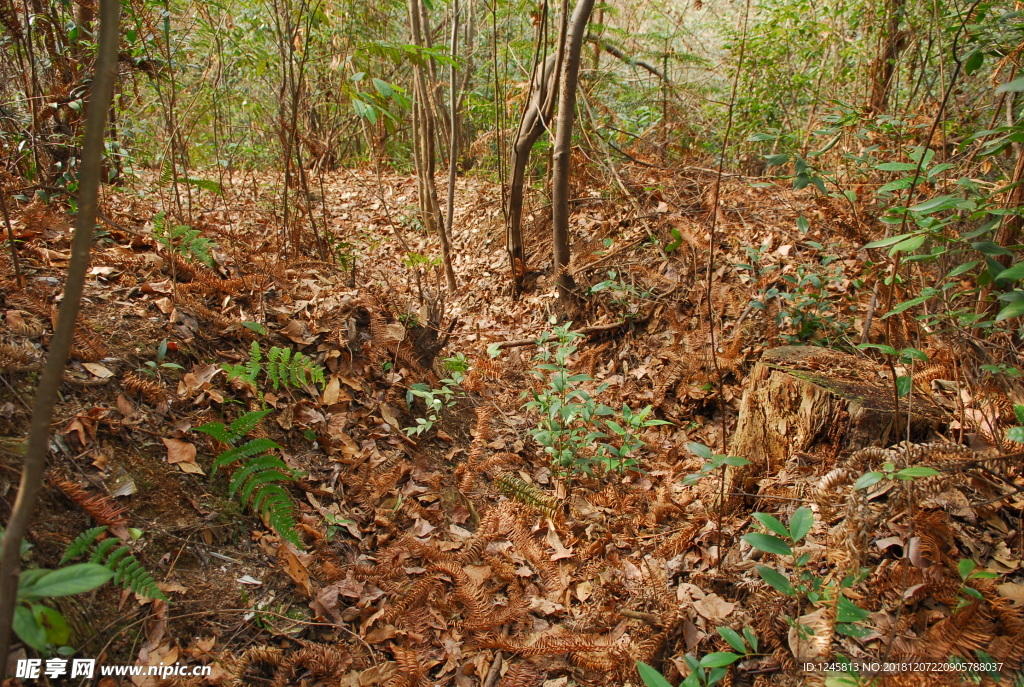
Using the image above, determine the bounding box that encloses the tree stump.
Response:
[730,346,946,479]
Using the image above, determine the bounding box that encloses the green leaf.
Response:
[723,456,750,467]
[894,466,940,479]
[995,263,1024,284]
[853,471,884,490]
[34,603,70,645]
[242,321,268,335]
[700,652,740,668]
[742,628,758,652]
[1008,426,1024,443]
[764,153,789,166]
[742,533,792,556]
[687,442,713,460]
[889,233,927,255]
[636,661,675,687]
[865,232,918,249]
[836,596,869,623]
[972,241,1014,257]
[788,506,814,542]
[996,299,1024,321]
[997,76,1024,93]
[896,375,912,398]
[716,626,746,653]
[13,605,48,651]
[883,294,930,318]
[875,162,919,172]
[752,513,791,539]
[965,50,984,75]
[958,559,977,580]
[796,216,809,233]
[756,565,796,596]
[909,195,958,214]
[18,564,113,601]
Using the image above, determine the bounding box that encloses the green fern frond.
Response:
[181,176,224,196]
[195,421,233,445]
[252,486,300,546]
[228,454,292,498]
[212,437,282,474]
[62,528,165,600]
[60,526,108,565]
[228,408,273,439]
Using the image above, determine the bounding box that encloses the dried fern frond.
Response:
[495,473,561,519]
[49,474,128,526]
[122,371,166,403]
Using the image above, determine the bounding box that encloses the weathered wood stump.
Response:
[730,346,946,479]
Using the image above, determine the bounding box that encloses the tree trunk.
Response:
[867,0,907,115]
[730,346,945,491]
[550,0,595,300]
[0,0,119,661]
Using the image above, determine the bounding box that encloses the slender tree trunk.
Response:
[0,0,118,662]
[867,0,907,115]
[409,0,457,289]
[551,0,595,300]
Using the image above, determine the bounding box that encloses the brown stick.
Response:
[482,650,503,687]
[489,319,646,350]
[0,0,120,663]
[0,188,23,287]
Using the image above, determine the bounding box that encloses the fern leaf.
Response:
[90,538,120,563]
[104,545,132,569]
[60,526,108,564]
[195,421,233,445]
[227,454,291,498]
[212,437,281,473]
[256,488,300,546]
[239,468,294,505]
[182,177,224,196]
[228,409,273,440]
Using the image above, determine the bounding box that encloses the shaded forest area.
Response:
[1,0,1023,685]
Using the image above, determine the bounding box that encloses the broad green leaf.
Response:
[972,241,1014,257]
[34,603,70,645]
[965,50,984,75]
[18,564,113,601]
[1008,426,1024,443]
[687,442,713,460]
[958,559,976,580]
[742,533,792,556]
[996,299,1024,321]
[883,294,929,318]
[751,513,790,539]
[13,606,47,651]
[788,506,814,542]
[700,652,740,668]
[896,375,912,398]
[764,153,789,166]
[909,195,958,214]
[853,471,884,490]
[636,661,675,687]
[716,626,746,653]
[895,466,940,479]
[889,233,927,254]
[756,565,796,596]
[875,162,918,172]
[836,596,869,623]
[996,76,1024,93]
[864,232,918,249]
[994,263,1024,283]
[723,456,750,467]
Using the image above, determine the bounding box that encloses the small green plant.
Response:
[598,403,671,474]
[152,211,217,266]
[224,341,326,397]
[404,361,466,436]
[587,271,655,318]
[637,627,758,687]
[742,507,870,643]
[195,409,302,547]
[1,527,113,655]
[522,324,669,478]
[60,526,166,601]
[1007,404,1024,445]
[683,442,750,486]
[137,338,184,378]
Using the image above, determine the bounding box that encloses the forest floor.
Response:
[0,163,1021,687]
